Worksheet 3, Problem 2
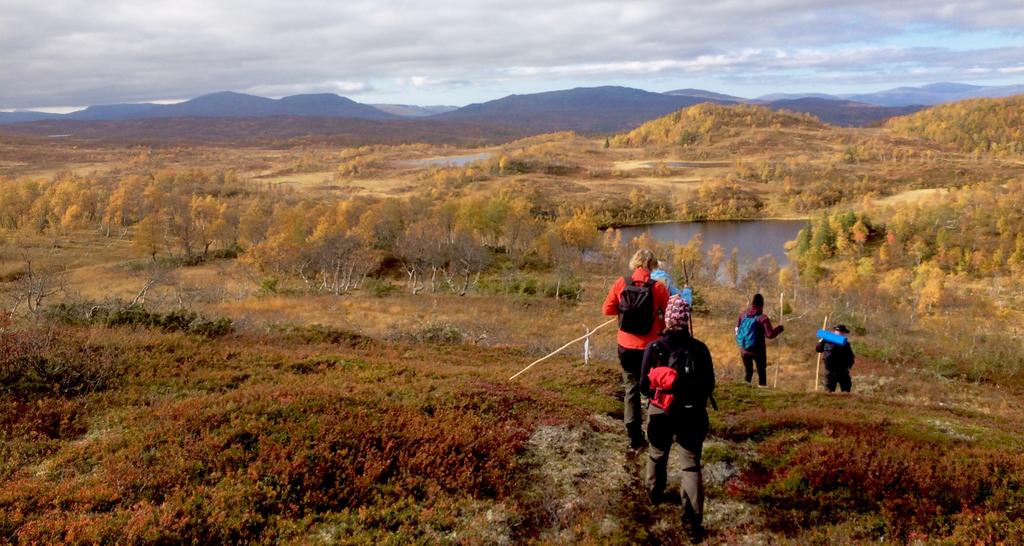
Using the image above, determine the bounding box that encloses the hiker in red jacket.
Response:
[735,293,784,386]
[603,249,670,449]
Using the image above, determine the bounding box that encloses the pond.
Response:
[613,219,807,266]
[637,160,731,169]
[400,152,493,168]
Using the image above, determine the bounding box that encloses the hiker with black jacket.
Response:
[640,295,715,542]
[817,324,855,392]
[735,293,784,386]
[603,249,670,450]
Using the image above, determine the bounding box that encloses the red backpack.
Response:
[648,366,678,411]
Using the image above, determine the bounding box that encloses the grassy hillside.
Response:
[611,104,824,148]
[886,95,1024,156]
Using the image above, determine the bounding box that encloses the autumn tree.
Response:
[675,234,704,286]
[132,214,165,261]
[558,208,600,258]
[726,247,739,288]
[706,244,724,284]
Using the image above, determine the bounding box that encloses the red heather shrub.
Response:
[722,408,1024,540]
[0,324,121,398]
[2,378,573,544]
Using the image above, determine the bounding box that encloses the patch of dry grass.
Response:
[872,187,950,207]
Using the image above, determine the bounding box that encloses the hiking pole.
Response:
[582,323,592,366]
[813,314,829,391]
[509,318,616,381]
[773,291,783,389]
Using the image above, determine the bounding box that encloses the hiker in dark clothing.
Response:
[640,295,715,542]
[735,293,783,386]
[817,324,854,392]
[603,249,670,450]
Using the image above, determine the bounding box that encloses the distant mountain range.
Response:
[0,91,399,124]
[1,82,1021,143]
[433,86,722,133]
[761,98,924,127]
[661,88,747,102]
[755,82,1024,107]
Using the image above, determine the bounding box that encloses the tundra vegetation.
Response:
[1,98,1023,544]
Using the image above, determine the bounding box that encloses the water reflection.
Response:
[400,152,494,168]
[613,220,807,266]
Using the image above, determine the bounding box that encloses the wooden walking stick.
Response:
[813,314,829,391]
[773,291,783,389]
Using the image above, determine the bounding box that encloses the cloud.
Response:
[2,0,1023,108]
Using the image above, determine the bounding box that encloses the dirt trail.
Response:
[522,413,769,543]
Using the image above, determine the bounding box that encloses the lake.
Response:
[614,219,807,266]
[400,152,494,168]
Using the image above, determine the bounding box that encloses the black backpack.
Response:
[618,275,656,335]
[653,337,714,412]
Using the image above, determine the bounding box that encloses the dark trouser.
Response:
[826,370,852,392]
[741,352,767,386]
[646,411,708,527]
[618,346,646,443]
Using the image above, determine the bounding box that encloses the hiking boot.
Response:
[647,489,663,505]
[684,522,706,543]
[682,511,705,543]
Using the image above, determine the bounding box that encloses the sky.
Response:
[2,0,1023,111]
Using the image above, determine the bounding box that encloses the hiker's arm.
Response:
[762,316,783,338]
[655,280,671,311]
[665,275,681,297]
[655,282,669,320]
[602,279,622,316]
[815,341,825,353]
[639,343,658,397]
[703,343,716,394]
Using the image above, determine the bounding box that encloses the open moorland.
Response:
[2,97,1024,544]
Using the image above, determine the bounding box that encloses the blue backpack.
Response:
[736,316,759,350]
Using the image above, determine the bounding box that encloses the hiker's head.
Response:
[832,324,850,334]
[751,293,764,308]
[630,249,658,271]
[665,295,690,331]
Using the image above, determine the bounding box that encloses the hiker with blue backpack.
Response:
[735,293,784,386]
[603,249,670,450]
[639,295,715,543]
[817,324,855,392]
[650,261,682,297]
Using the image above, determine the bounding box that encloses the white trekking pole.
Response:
[773,291,783,389]
[813,314,830,391]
